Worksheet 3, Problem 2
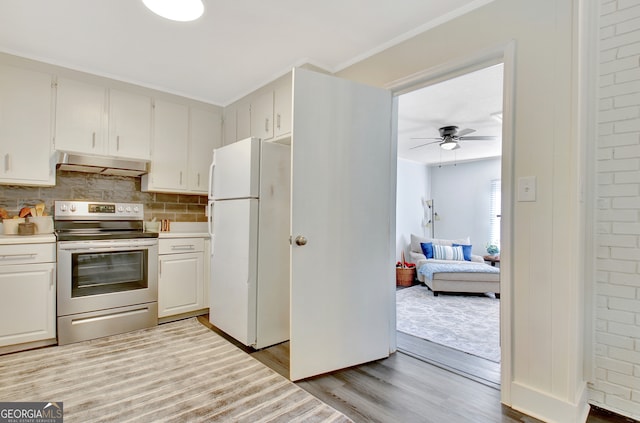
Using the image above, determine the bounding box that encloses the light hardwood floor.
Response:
[197,316,630,422]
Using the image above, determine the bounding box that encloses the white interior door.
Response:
[290,68,394,381]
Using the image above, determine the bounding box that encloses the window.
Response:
[490,179,501,246]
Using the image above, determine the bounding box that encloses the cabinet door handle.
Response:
[92,132,96,148]
[3,154,9,172]
[179,171,183,185]
[265,118,269,133]
[276,113,281,130]
[0,253,37,260]
[171,245,195,251]
[159,260,162,277]
[50,268,55,289]
[197,173,201,187]
[117,135,120,151]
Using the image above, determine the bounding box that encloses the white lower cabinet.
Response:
[0,242,56,351]
[158,237,207,319]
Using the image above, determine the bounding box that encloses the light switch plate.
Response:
[518,176,536,202]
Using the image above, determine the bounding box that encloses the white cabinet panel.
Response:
[143,101,221,194]
[55,79,151,160]
[55,77,106,155]
[274,75,292,139]
[0,64,55,186]
[158,238,206,319]
[189,107,222,194]
[108,89,152,160]
[223,103,237,146]
[223,72,292,145]
[0,263,56,347]
[236,100,251,141]
[250,91,274,141]
[144,100,189,191]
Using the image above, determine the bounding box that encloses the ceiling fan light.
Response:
[142,0,204,22]
[440,140,458,150]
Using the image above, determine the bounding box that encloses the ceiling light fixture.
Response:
[142,0,204,22]
[439,137,458,150]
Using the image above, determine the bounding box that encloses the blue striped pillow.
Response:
[452,243,472,261]
[433,245,465,261]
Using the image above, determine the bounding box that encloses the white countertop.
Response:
[0,234,56,244]
[156,222,209,239]
[0,222,209,243]
[158,232,209,239]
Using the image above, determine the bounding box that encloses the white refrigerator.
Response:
[207,137,291,349]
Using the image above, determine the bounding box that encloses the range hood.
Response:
[56,152,149,177]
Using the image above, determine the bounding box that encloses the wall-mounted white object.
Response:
[517,176,536,202]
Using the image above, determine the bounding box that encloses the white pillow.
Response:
[433,245,465,261]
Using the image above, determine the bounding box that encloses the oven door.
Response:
[57,239,158,316]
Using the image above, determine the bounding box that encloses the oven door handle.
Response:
[58,240,158,250]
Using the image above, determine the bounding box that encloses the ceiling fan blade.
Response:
[459,136,498,141]
[410,137,441,140]
[409,140,441,150]
[456,128,476,137]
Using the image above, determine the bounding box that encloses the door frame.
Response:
[385,40,516,405]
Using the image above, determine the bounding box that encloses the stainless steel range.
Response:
[54,201,158,345]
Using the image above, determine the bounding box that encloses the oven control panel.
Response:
[54,201,144,220]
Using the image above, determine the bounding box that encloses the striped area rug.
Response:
[0,318,351,422]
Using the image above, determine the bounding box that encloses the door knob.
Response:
[295,235,307,246]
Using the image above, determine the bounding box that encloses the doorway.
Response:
[393,60,507,389]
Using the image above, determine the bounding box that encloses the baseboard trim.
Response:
[511,381,590,423]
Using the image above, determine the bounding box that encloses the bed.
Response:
[408,234,500,297]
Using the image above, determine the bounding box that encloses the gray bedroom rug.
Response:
[396,285,501,363]
[0,318,351,423]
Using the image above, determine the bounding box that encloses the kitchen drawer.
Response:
[0,243,55,265]
[159,238,205,254]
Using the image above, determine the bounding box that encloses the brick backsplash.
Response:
[0,170,207,222]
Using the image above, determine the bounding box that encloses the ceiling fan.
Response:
[410,125,497,151]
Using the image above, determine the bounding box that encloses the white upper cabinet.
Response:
[107,88,152,160]
[54,77,105,156]
[142,101,221,194]
[236,100,251,141]
[224,72,292,144]
[0,64,55,186]
[189,107,222,194]
[251,91,274,141]
[143,99,189,192]
[222,103,237,145]
[273,74,292,139]
[55,78,151,160]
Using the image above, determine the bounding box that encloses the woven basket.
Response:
[396,267,415,287]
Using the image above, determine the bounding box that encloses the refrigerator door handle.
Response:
[207,201,214,238]
[208,152,216,199]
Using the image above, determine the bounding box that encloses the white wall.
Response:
[430,158,501,256]
[590,1,640,419]
[338,1,589,421]
[396,159,429,262]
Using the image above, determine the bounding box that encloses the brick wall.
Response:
[0,171,207,222]
[591,0,640,418]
